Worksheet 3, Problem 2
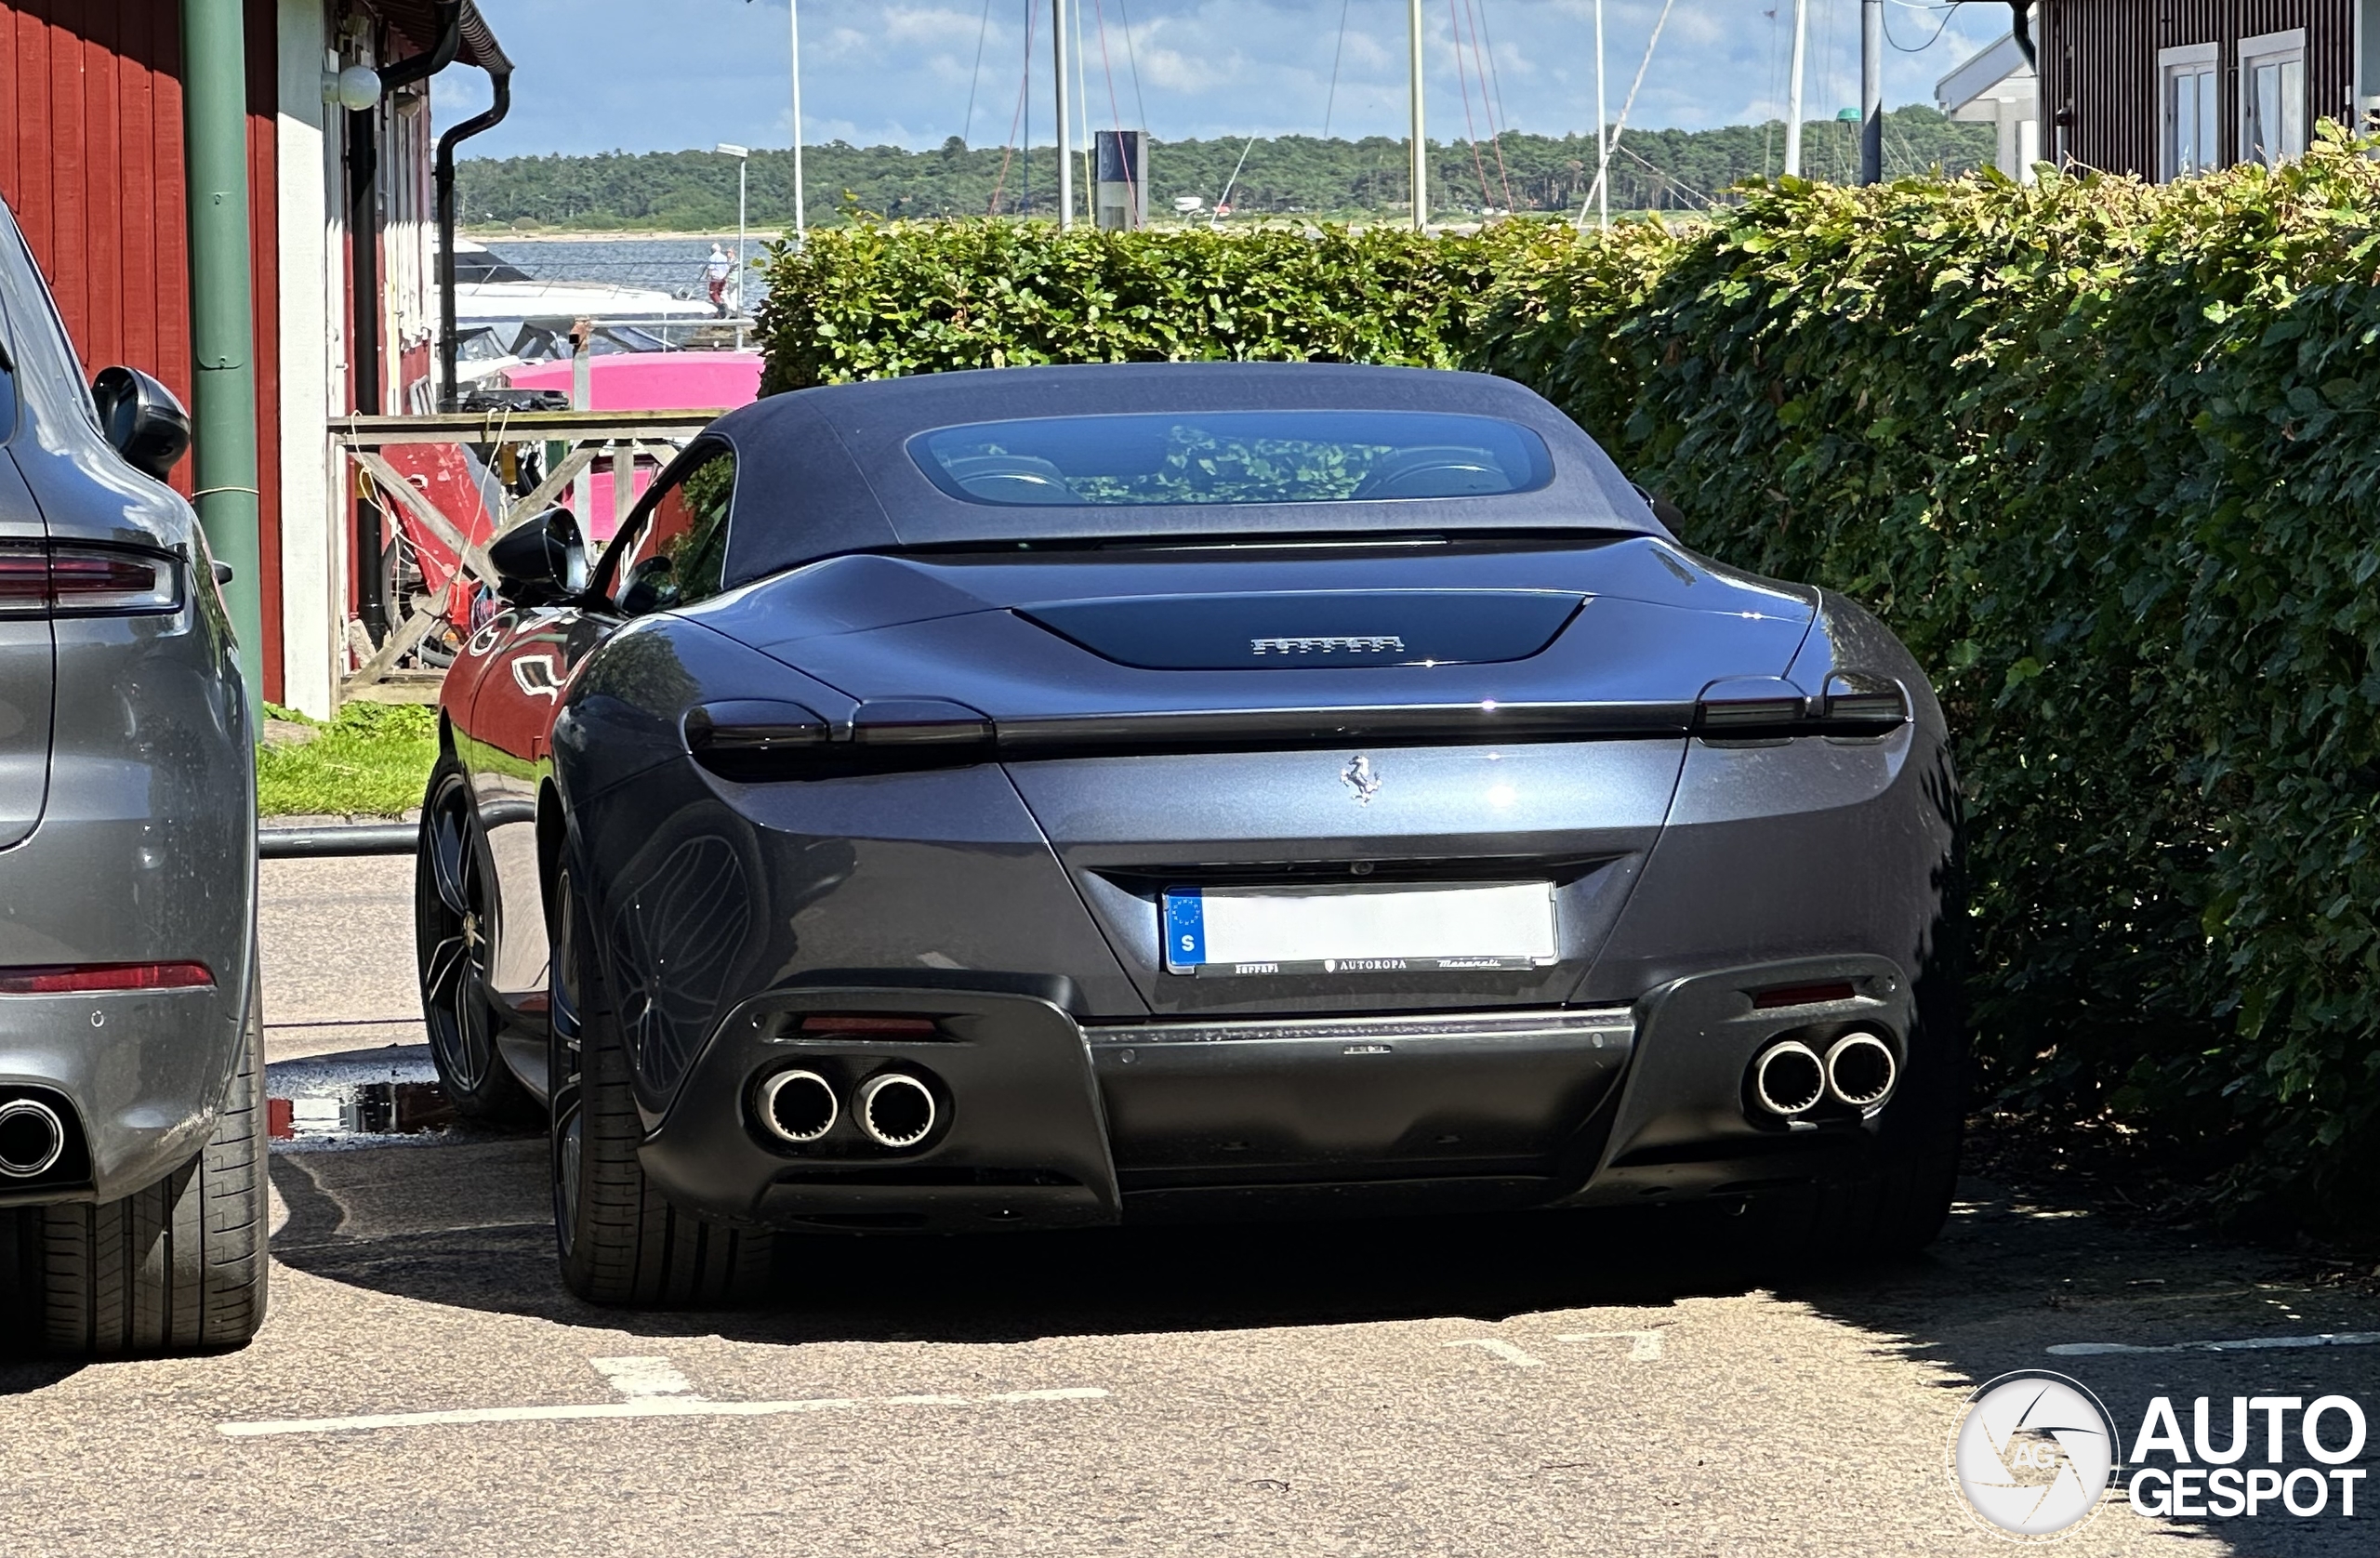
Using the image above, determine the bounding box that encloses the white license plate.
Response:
[1162,881,1558,976]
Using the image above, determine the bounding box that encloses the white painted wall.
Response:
[275,0,338,717]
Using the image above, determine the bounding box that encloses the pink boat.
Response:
[500,350,765,535]
[381,350,767,628]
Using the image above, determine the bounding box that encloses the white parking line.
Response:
[1555,1329,1666,1361]
[1444,1339,1544,1367]
[2049,1331,2380,1357]
[218,1387,1107,1438]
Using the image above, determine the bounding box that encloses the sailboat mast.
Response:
[1408,0,1426,230]
[789,0,807,244]
[1054,0,1074,227]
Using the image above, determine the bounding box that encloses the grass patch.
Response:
[257,701,439,817]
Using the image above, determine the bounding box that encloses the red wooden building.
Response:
[0,0,507,715]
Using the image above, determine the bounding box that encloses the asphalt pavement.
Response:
[1,855,2375,1555]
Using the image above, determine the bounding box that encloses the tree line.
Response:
[456,107,1997,231]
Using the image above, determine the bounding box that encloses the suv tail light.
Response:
[0,542,182,618]
[0,961,214,995]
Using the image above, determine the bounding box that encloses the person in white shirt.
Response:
[705,244,733,315]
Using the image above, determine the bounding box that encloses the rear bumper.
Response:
[639,954,1919,1233]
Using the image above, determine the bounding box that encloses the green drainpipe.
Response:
[181,0,264,728]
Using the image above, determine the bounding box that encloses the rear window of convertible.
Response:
[908,410,1555,507]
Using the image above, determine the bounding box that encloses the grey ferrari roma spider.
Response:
[420,361,1962,1307]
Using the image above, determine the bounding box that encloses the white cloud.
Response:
[459,0,2016,155]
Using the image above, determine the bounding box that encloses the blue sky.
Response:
[441,0,2015,156]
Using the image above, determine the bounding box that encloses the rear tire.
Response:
[549,863,773,1308]
[1745,982,1966,1263]
[20,962,270,1356]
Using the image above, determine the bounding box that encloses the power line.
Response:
[989,0,1037,215]
[1113,0,1148,132]
[962,0,996,146]
[1322,0,1354,140]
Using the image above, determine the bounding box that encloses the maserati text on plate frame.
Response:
[1163,882,1560,975]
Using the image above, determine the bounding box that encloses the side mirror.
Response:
[487,508,588,608]
[91,366,191,481]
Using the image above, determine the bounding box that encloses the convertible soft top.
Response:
[710,362,1671,585]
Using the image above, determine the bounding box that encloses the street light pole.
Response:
[1408,0,1426,230]
[789,0,807,245]
[1783,0,1808,177]
[1859,0,1883,184]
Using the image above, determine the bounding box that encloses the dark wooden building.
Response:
[2040,0,2379,178]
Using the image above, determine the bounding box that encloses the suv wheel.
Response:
[14,959,270,1355]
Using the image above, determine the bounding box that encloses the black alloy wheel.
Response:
[416,757,536,1123]
[549,860,774,1307]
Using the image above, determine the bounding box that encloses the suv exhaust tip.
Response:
[854,1072,938,1149]
[0,1097,66,1179]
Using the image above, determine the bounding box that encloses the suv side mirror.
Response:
[487,508,588,607]
[91,366,191,481]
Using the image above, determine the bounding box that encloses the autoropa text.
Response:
[2126,1395,2367,1519]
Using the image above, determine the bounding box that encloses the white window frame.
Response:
[2158,41,2222,181]
[2239,28,2310,168]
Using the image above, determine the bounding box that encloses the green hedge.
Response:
[757,140,2380,1224]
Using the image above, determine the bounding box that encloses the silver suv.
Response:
[0,195,264,1353]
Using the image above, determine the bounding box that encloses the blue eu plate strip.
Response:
[1163,891,1206,969]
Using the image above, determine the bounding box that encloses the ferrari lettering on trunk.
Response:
[1250,635,1406,655]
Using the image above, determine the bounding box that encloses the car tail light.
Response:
[1817,672,1911,733]
[1695,673,1911,739]
[0,961,214,995]
[0,542,182,618]
[1694,678,1805,735]
[849,700,995,747]
[686,698,993,782]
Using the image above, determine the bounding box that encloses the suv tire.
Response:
[19,962,270,1355]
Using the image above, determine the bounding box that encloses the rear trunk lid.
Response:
[716,537,1815,1016]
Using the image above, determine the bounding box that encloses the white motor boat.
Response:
[447,237,731,379]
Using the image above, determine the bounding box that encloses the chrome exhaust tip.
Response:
[1824,1031,1898,1109]
[1750,1041,1827,1117]
[853,1072,938,1149]
[0,1097,66,1179]
[755,1069,839,1144]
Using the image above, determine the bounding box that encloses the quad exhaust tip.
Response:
[756,1069,839,1144]
[1750,1041,1827,1118]
[1824,1030,1898,1109]
[854,1072,938,1150]
[0,1097,65,1180]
